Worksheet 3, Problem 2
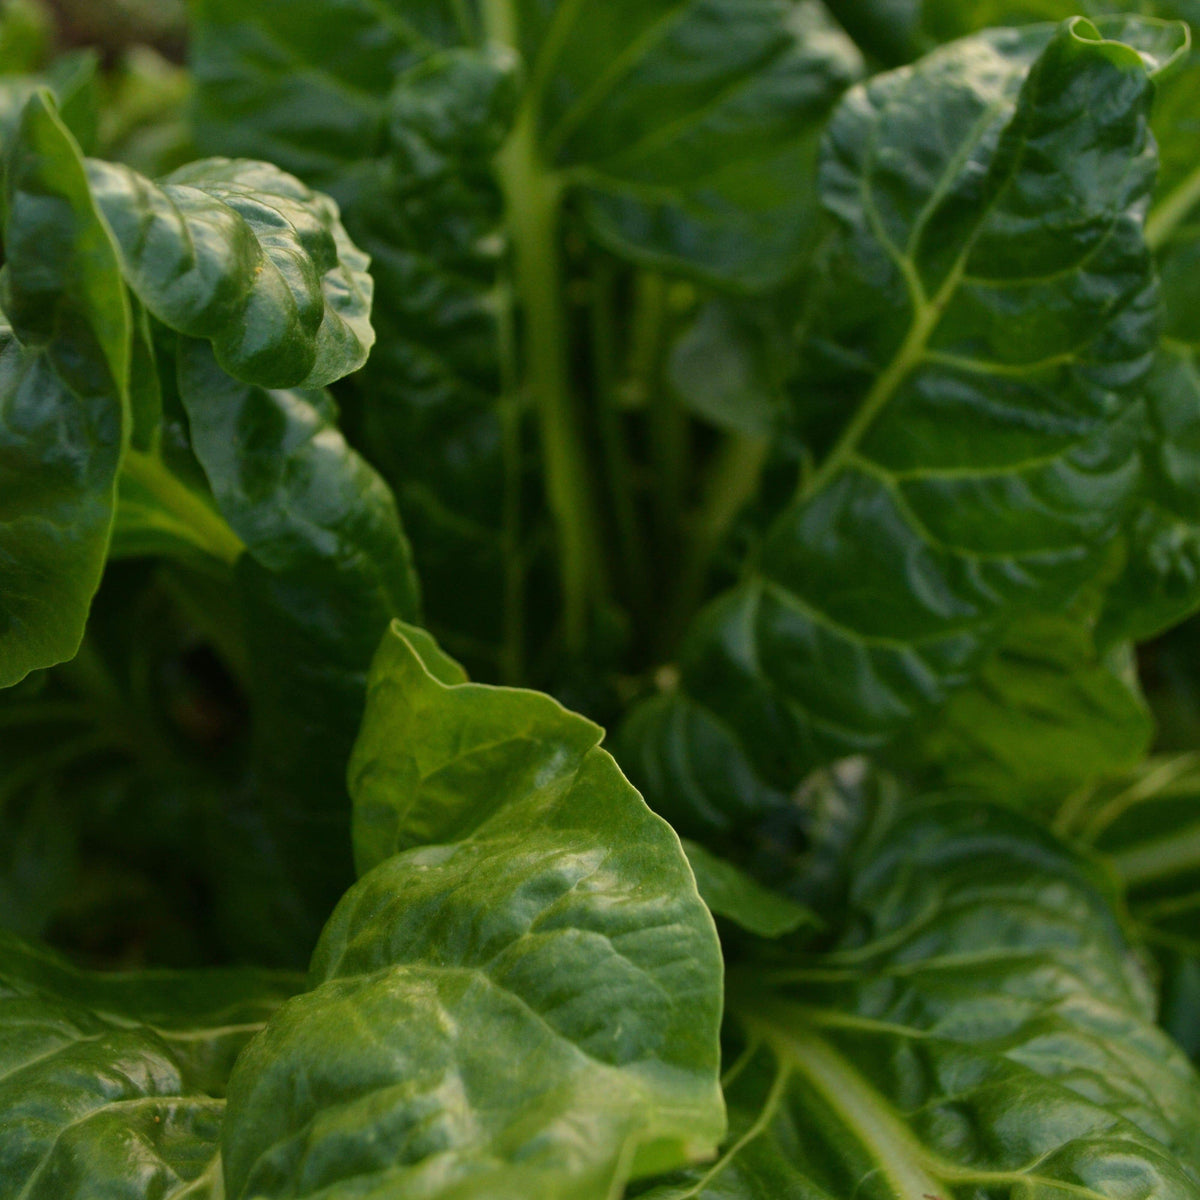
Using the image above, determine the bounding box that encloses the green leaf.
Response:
[638,802,1200,1200]
[907,612,1153,804]
[87,155,374,389]
[0,93,130,688]
[681,839,816,939]
[176,340,420,961]
[630,19,1172,818]
[218,621,726,1199]
[0,927,299,1200]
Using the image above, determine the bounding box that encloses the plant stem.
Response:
[486,40,606,655]
[121,449,244,566]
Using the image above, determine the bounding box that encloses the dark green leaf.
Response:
[177,340,420,961]
[0,927,298,1199]
[630,19,1173,818]
[640,802,1200,1200]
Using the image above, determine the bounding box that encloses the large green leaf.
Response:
[214,620,725,1198]
[637,802,1200,1200]
[0,78,378,688]
[0,93,130,688]
[625,19,1176,822]
[0,928,299,1199]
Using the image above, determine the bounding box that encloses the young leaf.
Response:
[218,621,726,1198]
[638,802,1200,1200]
[0,928,299,1199]
[629,18,1178,818]
[87,156,374,389]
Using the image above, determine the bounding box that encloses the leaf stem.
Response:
[120,449,244,566]
[488,49,607,654]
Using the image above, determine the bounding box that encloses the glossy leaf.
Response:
[629,19,1174,819]
[0,927,298,1200]
[0,94,129,688]
[217,621,726,1199]
[639,802,1200,1200]
[87,155,374,389]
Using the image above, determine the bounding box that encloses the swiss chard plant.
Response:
[4,0,1200,1197]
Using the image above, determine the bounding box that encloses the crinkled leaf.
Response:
[0,927,299,1200]
[217,621,725,1199]
[628,19,1171,820]
[638,802,1200,1200]
[87,155,374,389]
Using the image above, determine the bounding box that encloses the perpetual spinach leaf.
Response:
[217,621,726,1199]
[625,19,1177,825]
[639,803,1200,1200]
[0,928,299,1200]
[87,155,375,389]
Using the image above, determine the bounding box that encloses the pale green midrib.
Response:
[1111,821,1200,886]
[739,999,1125,1200]
[481,0,608,652]
[743,1005,948,1200]
[799,244,967,504]
[120,449,243,565]
[1146,159,1200,250]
